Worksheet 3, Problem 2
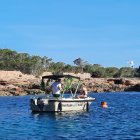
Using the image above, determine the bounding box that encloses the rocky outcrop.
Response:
[0,71,41,96]
[0,71,140,96]
[82,78,140,93]
[125,84,140,92]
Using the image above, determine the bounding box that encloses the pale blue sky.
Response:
[0,0,140,67]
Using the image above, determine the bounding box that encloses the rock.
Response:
[125,84,140,91]
[0,80,8,85]
[107,78,124,84]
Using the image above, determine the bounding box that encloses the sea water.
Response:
[0,92,140,140]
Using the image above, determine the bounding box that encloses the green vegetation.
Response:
[0,48,139,78]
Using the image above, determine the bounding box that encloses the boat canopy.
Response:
[41,75,81,97]
[42,74,80,80]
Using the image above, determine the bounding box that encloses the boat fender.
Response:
[35,99,37,105]
[37,98,41,105]
[37,98,44,111]
[86,102,89,111]
[58,102,62,112]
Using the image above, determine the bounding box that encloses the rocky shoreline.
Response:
[0,71,140,96]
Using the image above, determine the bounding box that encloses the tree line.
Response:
[0,48,140,78]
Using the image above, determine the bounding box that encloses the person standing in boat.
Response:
[51,78,62,98]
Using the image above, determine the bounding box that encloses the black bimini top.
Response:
[42,75,80,80]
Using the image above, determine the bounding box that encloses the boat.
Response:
[30,74,95,112]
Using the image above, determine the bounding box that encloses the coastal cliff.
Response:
[0,71,140,96]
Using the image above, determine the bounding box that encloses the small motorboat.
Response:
[30,74,95,112]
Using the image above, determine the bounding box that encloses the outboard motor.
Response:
[37,98,44,111]
[30,98,35,105]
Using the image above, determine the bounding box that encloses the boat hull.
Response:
[30,97,95,112]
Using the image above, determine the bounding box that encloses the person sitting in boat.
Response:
[78,83,88,98]
[51,78,62,98]
[45,79,52,94]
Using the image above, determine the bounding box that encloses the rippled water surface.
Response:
[0,92,140,140]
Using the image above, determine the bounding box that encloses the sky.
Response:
[0,0,140,68]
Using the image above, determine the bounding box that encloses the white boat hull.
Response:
[30,97,95,112]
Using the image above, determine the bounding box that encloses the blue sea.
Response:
[0,92,140,140]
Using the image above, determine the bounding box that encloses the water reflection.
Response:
[31,110,91,120]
